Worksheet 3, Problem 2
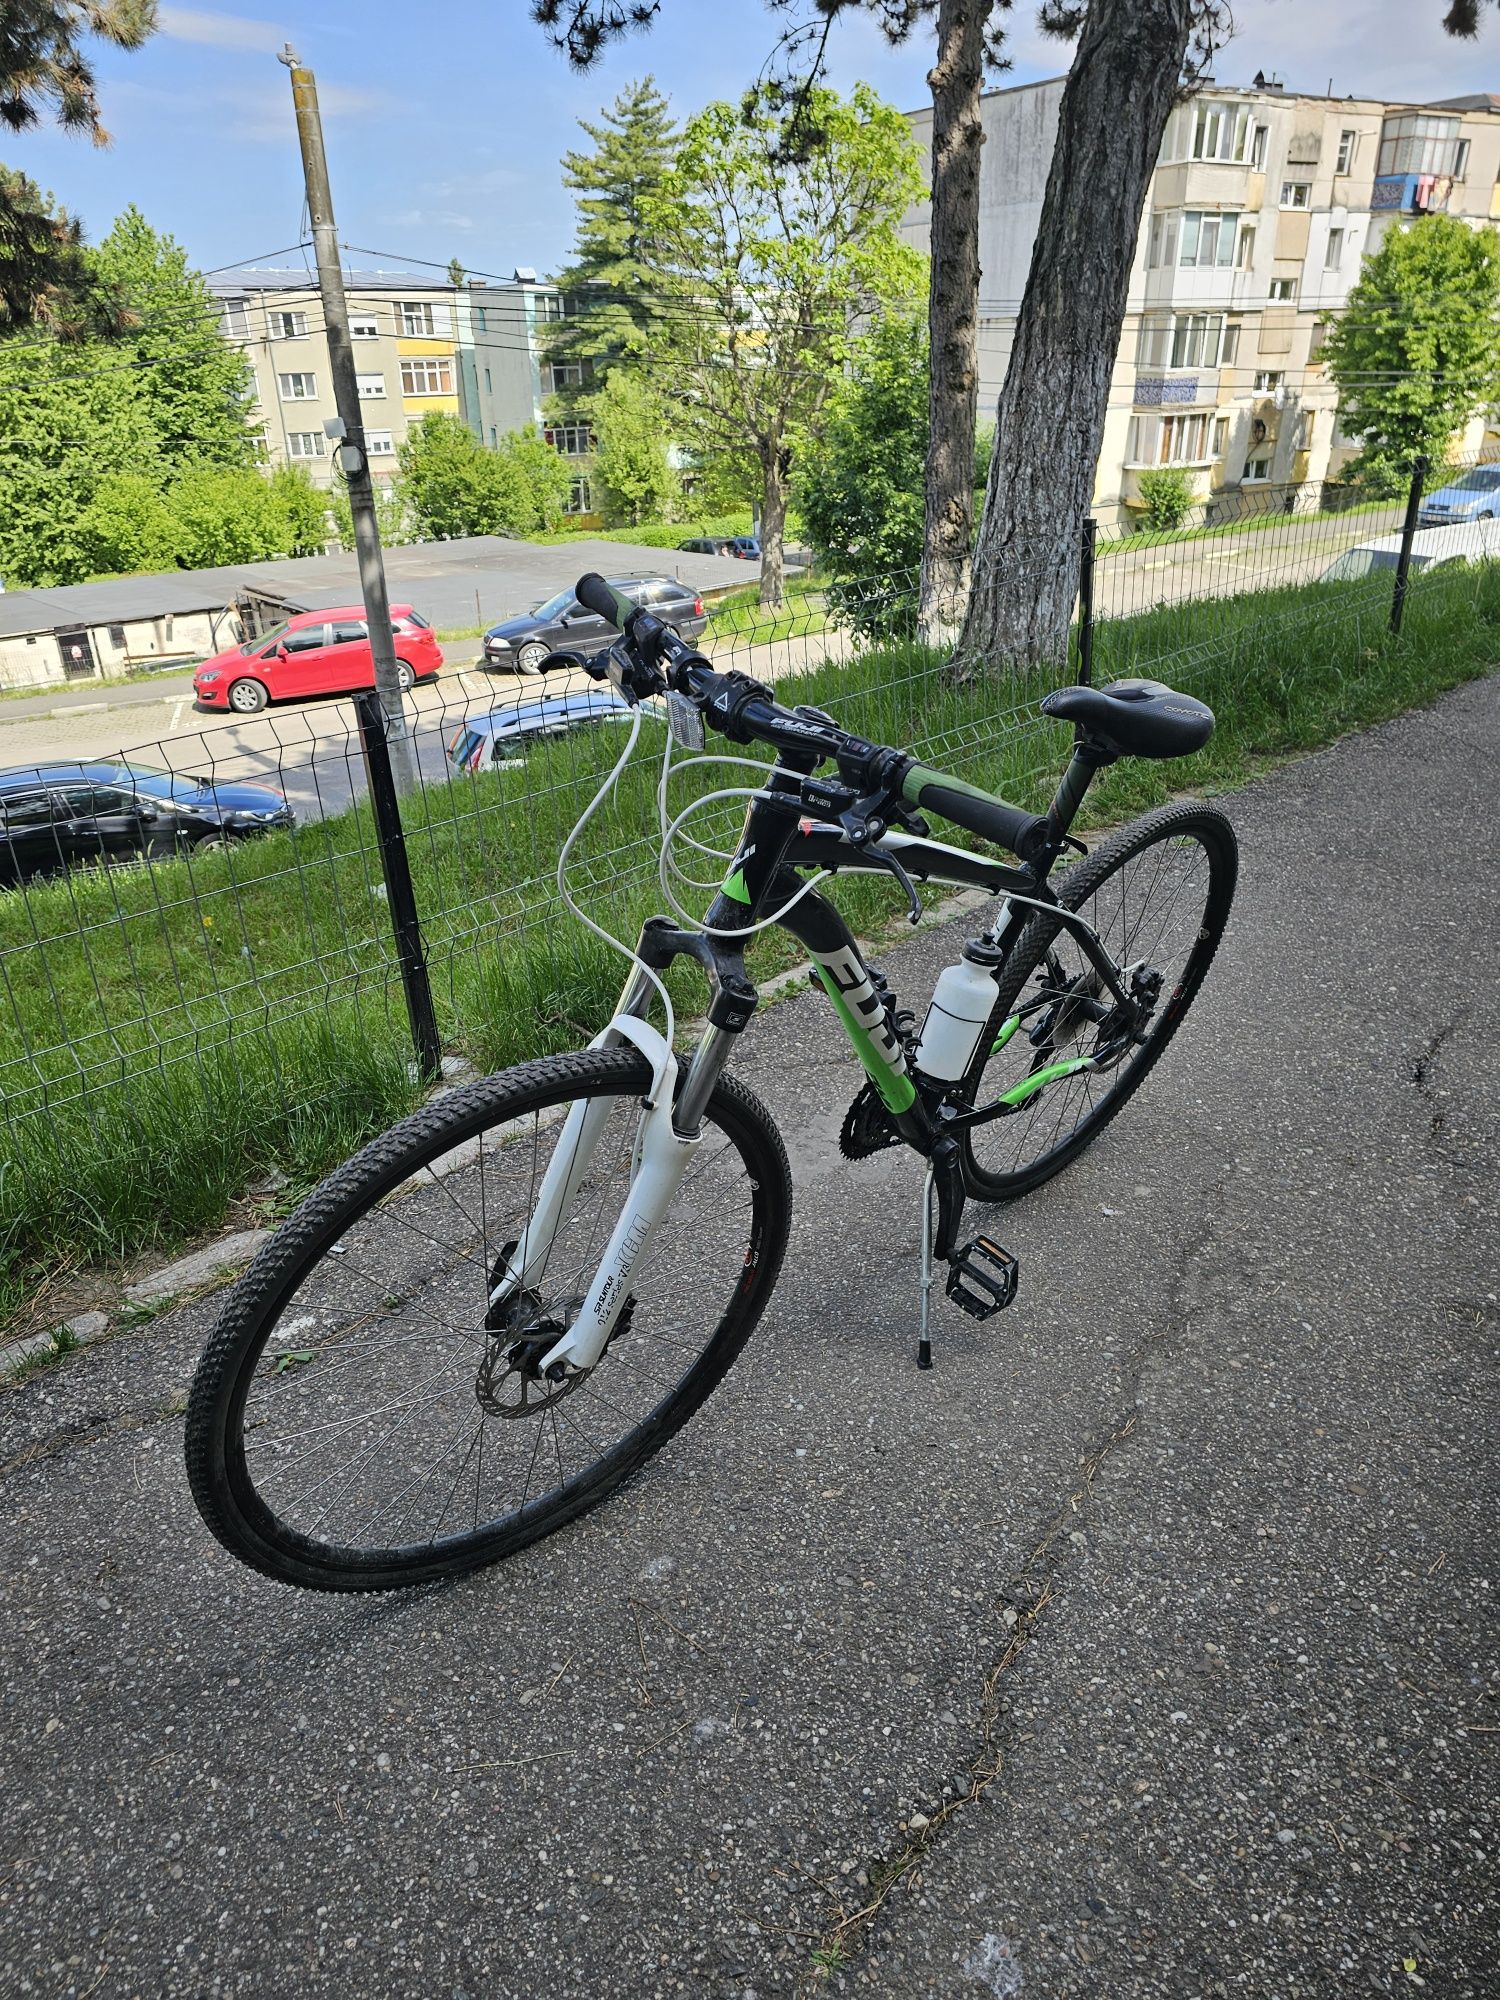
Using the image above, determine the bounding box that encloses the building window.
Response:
[287,432,325,458]
[1308,322,1329,361]
[269,310,308,340]
[1250,124,1268,169]
[1324,227,1345,271]
[483,367,492,393]
[1171,210,1239,268]
[1377,112,1461,178]
[356,372,386,399]
[1269,277,1297,301]
[539,293,565,323]
[1453,137,1471,180]
[1212,415,1229,457]
[476,306,487,332]
[1336,129,1358,175]
[1243,455,1272,482]
[365,429,395,455]
[278,371,318,400]
[399,299,453,338]
[107,623,127,648]
[1236,223,1256,270]
[1155,312,1233,369]
[219,295,249,339]
[401,357,454,396]
[1253,370,1284,392]
[1154,413,1211,465]
[544,422,595,456]
[546,361,586,391]
[565,476,593,514]
[1280,181,1311,208]
[489,425,498,446]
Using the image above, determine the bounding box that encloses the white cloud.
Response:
[158,6,288,55]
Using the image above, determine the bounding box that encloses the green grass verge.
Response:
[1103,490,1404,556]
[0,562,1494,1328]
[706,572,828,644]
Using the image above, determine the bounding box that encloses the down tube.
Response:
[777,888,919,1119]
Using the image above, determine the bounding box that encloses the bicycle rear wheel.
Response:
[185,1048,790,1592]
[958,802,1237,1202]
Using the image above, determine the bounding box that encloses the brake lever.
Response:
[863,840,924,926]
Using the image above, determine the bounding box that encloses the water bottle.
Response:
[914,942,1004,1081]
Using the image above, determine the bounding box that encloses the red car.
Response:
[192,605,443,714]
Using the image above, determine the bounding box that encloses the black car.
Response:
[480,576,707,675]
[0,762,293,889]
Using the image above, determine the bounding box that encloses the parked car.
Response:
[1417,463,1500,528]
[0,761,293,888]
[678,537,732,557]
[192,604,442,714]
[448,688,658,772]
[725,536,761,560]
[480,577,707,675]
[1319,519,1500,582]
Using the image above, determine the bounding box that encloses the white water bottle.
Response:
[914,945,1003,1081]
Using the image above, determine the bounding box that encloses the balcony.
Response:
[1133,374,1202,408]
[1372,172,1453,214]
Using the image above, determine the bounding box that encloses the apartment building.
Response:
[901,79,1500,526]
[208,266,596,512]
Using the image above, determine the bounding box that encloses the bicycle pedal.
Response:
[945,1237,1020,1320]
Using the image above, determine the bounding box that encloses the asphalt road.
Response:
[2,675,1496,1998]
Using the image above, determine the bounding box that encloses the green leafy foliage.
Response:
[0,206,262,584]
[1323,215,1500,487]
[641,79,924,604]
[398,413,572,541]
[75,469,181,574]
[0,1,157,142]
[548,76,679,403]
[0,166,97,336]
[589,369,676,524]
[798,311,927,635]
[1134,465,1195,532]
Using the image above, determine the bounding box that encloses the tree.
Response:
[798,310,928,633]
[589,369,675,523]
[548,75,679,408]
[170,466,303,568]
[447,256,466,286]
[960,0,1197,668]
[268,464,331,555]
[1,1,157,331]
[1322,215,1500,489]
[398,413,573,540]
[75,468,181,574]
[643,82,923,607]
[90,207,257,470]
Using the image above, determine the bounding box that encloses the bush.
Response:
[1135,466,1196,533]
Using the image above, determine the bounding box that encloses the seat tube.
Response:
[1047,741,1114,840]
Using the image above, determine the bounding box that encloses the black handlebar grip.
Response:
[575,572,637,631]
[901,763,1051,864]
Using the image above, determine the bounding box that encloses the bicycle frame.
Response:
[501,753,1123,1377]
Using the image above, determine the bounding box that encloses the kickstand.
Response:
[918,1161,936,1371]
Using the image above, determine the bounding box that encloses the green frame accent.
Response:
[720,867,751,904]
[813,967,917,1114]
[991,1014,1021,1054]
[998,1055,1095,1107]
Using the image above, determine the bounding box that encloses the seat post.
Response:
[1047,736,1116,840]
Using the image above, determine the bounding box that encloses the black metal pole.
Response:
[353,690,442,1080]
[1078,516,1097,685]
[1390,455,1428,637]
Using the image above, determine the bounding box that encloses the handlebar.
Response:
[571,571,1053,867]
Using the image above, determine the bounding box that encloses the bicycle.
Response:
[186,573,1238,1591]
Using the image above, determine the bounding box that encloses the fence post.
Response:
[1077,516,1097,685]
[353,690,442,1081]
[1390,455,1428,637]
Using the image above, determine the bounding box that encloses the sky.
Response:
[11,0,1500,283]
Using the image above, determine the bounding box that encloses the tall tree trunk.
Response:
[758,441,789,610]
[918,0,992,648]
[960,0,1192,670]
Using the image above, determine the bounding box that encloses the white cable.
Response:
[556,701,676,1050]
[656,785,834,939]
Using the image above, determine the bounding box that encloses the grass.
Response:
[0,561,1494,1329]
[706,571,828,645]
[1104,491,1403,555]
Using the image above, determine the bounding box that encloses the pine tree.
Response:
[548,75,678,410]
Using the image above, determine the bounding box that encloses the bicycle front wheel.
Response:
[186,1048,791,1592]
[959,801,1238,1202]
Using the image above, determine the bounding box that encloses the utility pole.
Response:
[279,44,415,792]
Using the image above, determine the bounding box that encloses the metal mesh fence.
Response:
[0,449,1496,1304]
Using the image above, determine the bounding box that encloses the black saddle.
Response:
[1041,679,1214,761]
